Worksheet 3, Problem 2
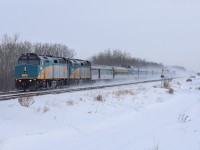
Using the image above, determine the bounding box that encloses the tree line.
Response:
[0,34,75,91]
[90,49,163,68]
[0,34,182,92]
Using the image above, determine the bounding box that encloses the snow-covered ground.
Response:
[0,75,200,150]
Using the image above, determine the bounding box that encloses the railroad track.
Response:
[0,78,177,101]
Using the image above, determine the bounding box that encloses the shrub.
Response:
[114,89,134,97]
[186,79,192,82]
[43,106,49,113]
[66,100,74,106]
[163,81,170,89]
[168,88,174,94]
[95,94,104,102]
[18,96,35,107]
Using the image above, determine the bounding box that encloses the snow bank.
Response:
[0,75,200,150]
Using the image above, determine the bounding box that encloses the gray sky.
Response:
[0,0,199,71]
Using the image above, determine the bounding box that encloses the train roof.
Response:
[91,65,136,70]
[69,59,89,63]
[91,65,113,70]
[20,53,66,60]
[112,66,129,70]
[69,59,91,65]
[39,56,66,61]
[19,53,68,64]
[19,53,93,65]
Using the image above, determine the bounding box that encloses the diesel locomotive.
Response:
[15,53,160,91]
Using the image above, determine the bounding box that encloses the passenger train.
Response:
[15,53,161,91]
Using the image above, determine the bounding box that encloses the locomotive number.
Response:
[22,74,28,77]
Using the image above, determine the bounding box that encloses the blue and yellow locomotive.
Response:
[15,53,91,90]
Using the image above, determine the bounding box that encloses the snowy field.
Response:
[0,75,200,150]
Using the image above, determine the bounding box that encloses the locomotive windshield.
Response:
[18,56,40,65]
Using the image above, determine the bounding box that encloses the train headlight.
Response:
[19,80,21,82]
[29,80,32,82]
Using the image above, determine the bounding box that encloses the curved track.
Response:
[0,78,175,101]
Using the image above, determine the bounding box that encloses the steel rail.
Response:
[0,78,179,101]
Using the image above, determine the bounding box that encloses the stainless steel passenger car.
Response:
[91,65,113,80]
[113,66,130,79]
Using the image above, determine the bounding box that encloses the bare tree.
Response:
[34,43,76,58]
[0,34,33,91]
[0,34,76,91]
[91,49,163,68]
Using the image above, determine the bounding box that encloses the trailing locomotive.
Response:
[15,53,161,91]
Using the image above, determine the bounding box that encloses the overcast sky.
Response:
[0,0,199,71]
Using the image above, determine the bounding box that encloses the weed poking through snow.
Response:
[186,78,192,82]
[66,100,74,106]
[94,94,104,102]
[163,81,170,89]
[168,88,174,94]
[43,106,49,113]
[178,114,191,123]
[114,89,134,97]
[162,80,174,94]
[18,96,35,107]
